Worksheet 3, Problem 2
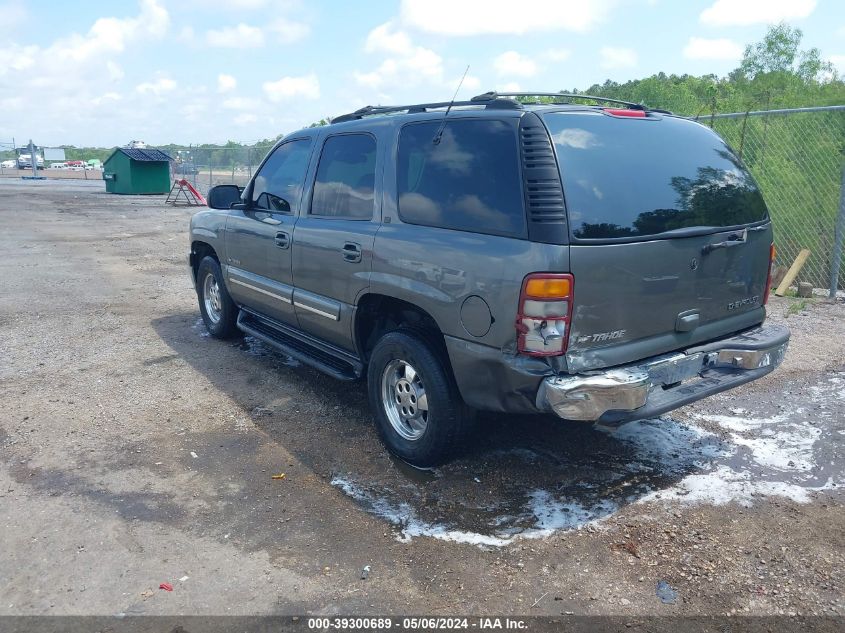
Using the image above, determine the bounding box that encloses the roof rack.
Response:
[473,91,648,111]
[331,91,664,124]
[332,97,520,123]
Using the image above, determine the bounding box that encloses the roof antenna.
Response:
[432,65,469,145]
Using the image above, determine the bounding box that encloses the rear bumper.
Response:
[537,323,790,424]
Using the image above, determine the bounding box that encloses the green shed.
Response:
[103,148,173,194]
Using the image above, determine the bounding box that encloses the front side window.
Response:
[397,119,525,237]
[251,138,312,213]
[310,134,377,220]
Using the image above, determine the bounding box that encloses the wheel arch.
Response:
[354,293,449,365]
[190,240,219,284]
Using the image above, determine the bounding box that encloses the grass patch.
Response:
[786,298,811,317]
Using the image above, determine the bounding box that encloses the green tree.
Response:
[738,22,832,81]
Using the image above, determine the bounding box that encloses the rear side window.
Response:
[398,119,525,237]
[544,112,768,240]
[310,134,377,220]
[252,138,312,213]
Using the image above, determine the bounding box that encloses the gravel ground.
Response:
[1,179,843,617]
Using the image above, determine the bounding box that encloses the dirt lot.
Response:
[1,179,843,618]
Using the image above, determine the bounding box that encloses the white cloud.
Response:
[217,74,237,92]
[136,76,177,96]
[0,0,28,30]
[600,46,637,69]
[178,25,196,44]
[206,0,269,8]
[106,61,124,81]
[181,100,208,120]
[494,51,538,77]
[268,19,310,44]
[4,45,36,72]
[0,1,168,86]
[222,96,259,110]
[365,22,413,54]
[404,48,443,77]
[235,113,259,126]
[544,48,572,63]
[830,55,845,72]
[700,0,817,26]
[205,23,265,48]
[46,0,169,64]
[683,36,744,60]
[263,74,320,101]
[497,81,522,92]
[400,0,614,35]
[354,22,443,89]
[0,1,178,145]
[461,74,482,90]
[90,92,122,107]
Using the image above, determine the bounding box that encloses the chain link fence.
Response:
[173,105,845,293]
[168,144,275,191]
[700,106,845,293]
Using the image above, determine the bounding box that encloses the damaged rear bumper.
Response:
[537,323,790,424]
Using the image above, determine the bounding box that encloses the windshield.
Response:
[544,112,768,240]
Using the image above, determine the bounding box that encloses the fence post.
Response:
[830,160,845,299]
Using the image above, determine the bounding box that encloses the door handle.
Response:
[341,241,362,263]
[274,231,290,249]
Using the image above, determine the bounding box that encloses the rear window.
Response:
[397,119,525,237]
[544,112,768,240]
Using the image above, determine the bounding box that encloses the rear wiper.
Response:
[652,225,722,239]
[701,228,748,255]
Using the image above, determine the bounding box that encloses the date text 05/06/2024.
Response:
[306,617,528,630]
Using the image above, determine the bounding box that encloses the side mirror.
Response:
[207,184,243,210]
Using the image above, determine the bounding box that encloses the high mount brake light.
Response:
[516,273,574,357]
[764,243,776,305]
[603,108,647,118]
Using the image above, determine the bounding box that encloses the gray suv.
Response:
[189,91,789,466]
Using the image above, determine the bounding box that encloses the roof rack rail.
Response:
[472,91,648,111]
[332,97,520,123]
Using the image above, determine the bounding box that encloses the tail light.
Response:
[763,243,776,305]
[516,273,574,356]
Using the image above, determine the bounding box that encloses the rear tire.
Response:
[367,329,473,467]
[196,256,239,339]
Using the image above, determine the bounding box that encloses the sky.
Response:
[0,0,842,147]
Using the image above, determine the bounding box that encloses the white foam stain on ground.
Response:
[332,373,843,547]
[331,475,617,547]
[619,375,844,507]
[331,476,515,547]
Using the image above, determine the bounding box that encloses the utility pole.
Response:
[28,139,37,178]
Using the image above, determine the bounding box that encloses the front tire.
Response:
[367,330,473,466]
[196,256,239,339]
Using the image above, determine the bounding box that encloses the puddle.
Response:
[191,317,300,368]
[332,372,845,547]
[191,317,210,338]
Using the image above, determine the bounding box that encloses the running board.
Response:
[237,310,363,381]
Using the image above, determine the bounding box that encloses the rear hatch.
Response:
[542,110,772,372]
